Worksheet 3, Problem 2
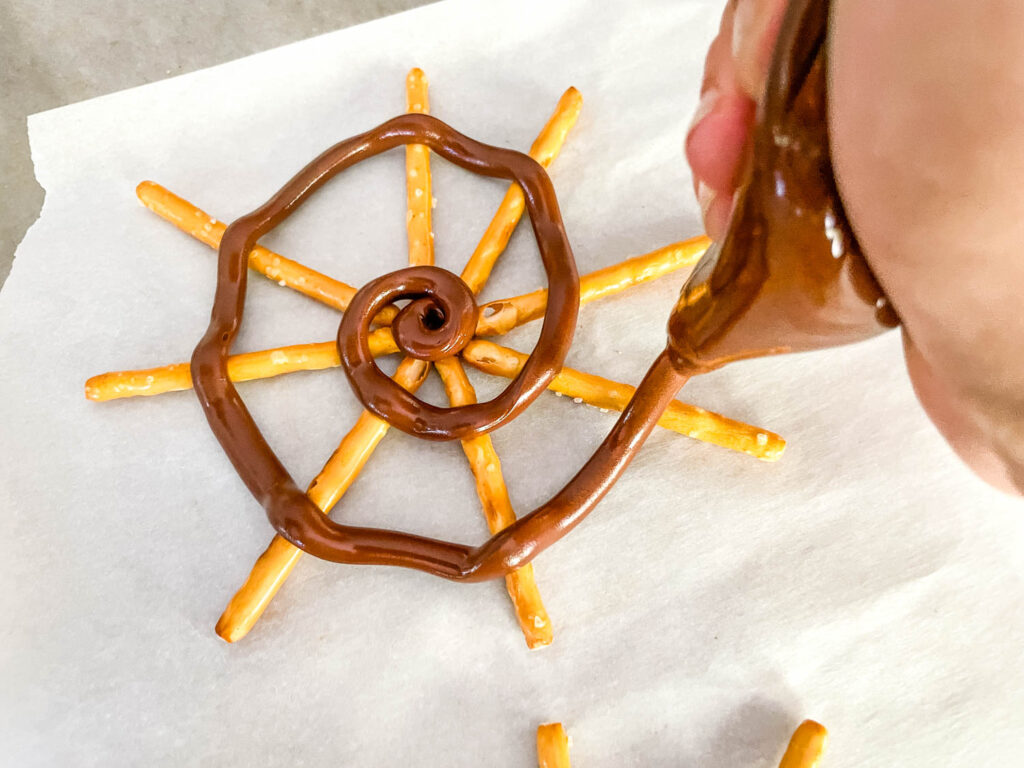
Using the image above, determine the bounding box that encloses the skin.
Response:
[685,0,1024,495]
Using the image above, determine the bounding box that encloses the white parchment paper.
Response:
[2,1,1023,765]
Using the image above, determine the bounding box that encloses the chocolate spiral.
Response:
[338,262,577,441]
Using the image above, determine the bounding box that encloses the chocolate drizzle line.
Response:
[195,0,898,581]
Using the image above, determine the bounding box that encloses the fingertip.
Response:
[685,90,755,194]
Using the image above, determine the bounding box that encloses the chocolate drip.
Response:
[195,0,899,581]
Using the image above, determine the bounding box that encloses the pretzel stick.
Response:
[461,87,582,293]
[427,82,559,648]
[536,723,572,768]
[134,191,695,339]
[435,357,552,649]
[134,181,401,321]
[461,339,785,461]
[85,236,701,402]
[216,356,429,642]
[84,330,399,402]
[779,720,828,768]
[475,236,710,336]
[405,68,434,266]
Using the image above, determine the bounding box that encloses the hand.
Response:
[685,0,1024,495]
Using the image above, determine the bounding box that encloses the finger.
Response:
[701,0,740,95]
[686,0,754,237]
[686,89,755,195]
[732,0,789,101]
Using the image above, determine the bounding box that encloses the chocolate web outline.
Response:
[86,85,782,645]
[191,112,581,580]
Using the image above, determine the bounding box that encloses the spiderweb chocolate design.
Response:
[83,1,873,760]
[86,74,782,645]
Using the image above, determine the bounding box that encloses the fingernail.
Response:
[687,87,721,136]
[697,180,716,220]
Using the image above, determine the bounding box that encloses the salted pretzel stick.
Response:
[86,319,785,462]
[410,73,553,646]
[462,339,785,461]
[462,87,582,293]
[405,68,434,266]
[134,181,400,320]
[403,77,555,647]
[86,236,701,402]
[216,356,429,642]
[84,330,399,402]
[779,721,828,768]
[536,723,572,768]
[222,69,439,642]
[476,235,710,336]
[435,357,552,648]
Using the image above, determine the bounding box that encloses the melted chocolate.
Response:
[668,0,898,374]
[194,0,898,581]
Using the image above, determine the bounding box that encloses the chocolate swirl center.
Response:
[338,264,482,438]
